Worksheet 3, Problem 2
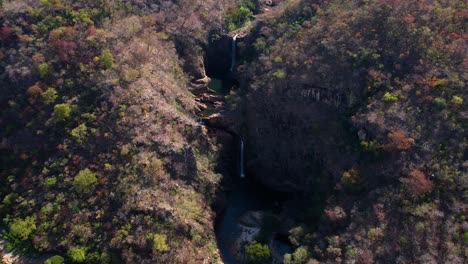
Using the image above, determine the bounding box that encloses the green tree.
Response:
[383,92,398,102]
[245,241,270,264]
[292,247,309,264]
[451,95,463,105]
[53,103,72,122]
[41,87,58,104]
[44,255,65,264]
[225,1,254,31]
[37,62,49,78]
[432,97,447,109]
[9,216,36,240]
[73,168,97,194]
[273,69,286,79]
[152,234,168,252]
[100,49,114,69]
[68,247,87,263]
[70,123,88,143]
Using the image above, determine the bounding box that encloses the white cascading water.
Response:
[230,34,240,71]
[240,138,245,178]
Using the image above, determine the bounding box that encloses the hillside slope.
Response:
[0,1,233,263]
[241,0,467,262]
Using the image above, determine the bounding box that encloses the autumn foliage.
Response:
[26,82,44,104]
[384,130,414,151]
[400,169,433,195]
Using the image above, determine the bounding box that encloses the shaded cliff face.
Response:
[240,0,467,262]
[245,84,358,191]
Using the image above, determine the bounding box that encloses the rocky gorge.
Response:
[0,0,466,263]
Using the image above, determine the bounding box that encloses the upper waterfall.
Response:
[230,34,240,72]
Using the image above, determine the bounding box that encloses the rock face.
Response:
[238,0,466,263]
[245,87,359,191]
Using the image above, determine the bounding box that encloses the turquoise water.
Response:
[208,78,236,95]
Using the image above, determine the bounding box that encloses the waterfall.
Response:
[240,138,245,178]
[230,34,240,72]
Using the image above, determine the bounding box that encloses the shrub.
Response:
[37,62,49,78]
[451,95,463,105]
[289,226,305,247]
[383,92,398,102]
[293,247,309,263]
[245,241,270,264]
[44,255,65,264]
[273,69,286,79]
[367,227,383,241]
[225,1,255,31]
[73,168,97,194]
[100,49,114,69]
[147,157,164,178]
[53,103,71,122]
[43,177,57,187]
[70,123,88,143]
[152,234,168,252]
[345,246,357,259]
[41,88,58,104]
[463,231,468,245]
[254,38,267,53]
[432,97,447,109]
[123,68,140,82]
[68,247,87,263]
[9,216,36,240]
[415,222,425,232]
[360,140,381,152]
[341,167,363,189]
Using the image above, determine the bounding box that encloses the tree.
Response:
[37,62,49,78]
[152,234,168,252]
[384,130,414,151]
[9,216,36,241]
[53,103,71,122]
[42,87,58,104]
[70,123,88,143]
[383,92,398,102]
[245,241,270,264]
[68,247,87,263]
[225,1,254,31]
[26,82,43,104]
[273,69,286,79]
[432,97,447,109]
[400,169,433,195]
[100,49,114,69]
[451,95,463,105]
[73,168,97,193]
[44,255,65,264]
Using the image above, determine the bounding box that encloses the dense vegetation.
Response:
[0,0,231,262]
[0,0,466,263]
[243,0,467,263]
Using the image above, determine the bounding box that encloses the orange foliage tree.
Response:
[384,130,414,151]
[26,82,43,104]
[400,169,433,195]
